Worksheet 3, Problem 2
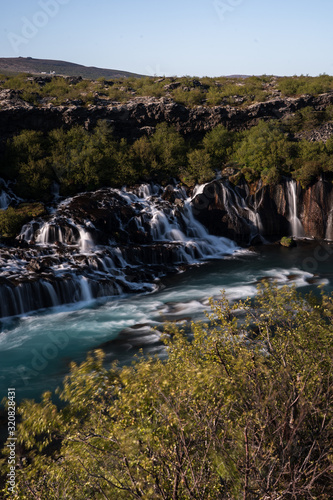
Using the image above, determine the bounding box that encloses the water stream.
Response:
[0,181,332,404]
[0,241,332,403]
[286,179,305,237]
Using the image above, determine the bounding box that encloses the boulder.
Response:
[280,237,296,247]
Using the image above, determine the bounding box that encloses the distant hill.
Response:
[0,57,145,79]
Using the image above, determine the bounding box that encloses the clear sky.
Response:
[1,0,333,77]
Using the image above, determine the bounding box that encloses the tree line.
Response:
[2,118,333,203]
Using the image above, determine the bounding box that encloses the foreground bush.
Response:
[1,283,333,499]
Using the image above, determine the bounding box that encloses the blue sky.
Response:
[1,0,333,77]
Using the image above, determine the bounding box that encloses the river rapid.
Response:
[0,182,332,404]
[0,240,332,403]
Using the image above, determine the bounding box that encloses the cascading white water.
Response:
[286,180,304,237]
[126,185,238,262]
[1,183,241,320]
[77,226,95,252]
[247,187,264,234]
[325,211,333,241]
[31,218,94,248]
[181,199,237,259]
[36,223,64,244]
[51,182,60,201]
[219,182,264,239]
[0,190,10,209]
[80,277,93,301]
[0,178,22,209]
[42,280,60,306]
[19,222,38,242]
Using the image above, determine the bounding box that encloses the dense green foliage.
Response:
[3,116,333,213]
[1,284,332,499]
[277,74,333,97]
[0,203,45,238]
[2,122,190,200]
[286,105,333,132]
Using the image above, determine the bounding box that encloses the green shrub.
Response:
[148,122,187,179]
[0,203,45,238]
[3,130,54,200]
[2,284,332,499]
[278,74,333,96]
[293,161,322,187]
[202,125,235,169]
[185,148,214,184]
[292,140,330,187]
[0,206,26,237]
[233,120,293,181]
[172,87,205,107]
[206,86,225,106]
[286,106,327,132]
[280,236,295,247]
[261,166,281,185]
[107,86,131,102]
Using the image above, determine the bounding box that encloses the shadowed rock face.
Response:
[299,180,333,238]
[1,92,333,147]
[191,177,333,243]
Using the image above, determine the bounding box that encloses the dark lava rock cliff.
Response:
[2,91,333,148]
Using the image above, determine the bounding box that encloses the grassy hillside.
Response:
[2,70,333,108]
[0,57,145,79]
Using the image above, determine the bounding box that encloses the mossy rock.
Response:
[16,202,46,218]
[280,236,296,248]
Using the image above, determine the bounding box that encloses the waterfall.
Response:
[36,223,64,244]
[181,199,236,260]
[134,186,238,262]
[0,178,22,209]
[0,281,60,319]
[247,187,264,235]
[80,277,93,301]
[219,182,264,241]
[286,180,304,237]
[77,226,95,252]
[325,211,333,241]
[42,280,60,306]
[0,183,240,320]
[19,222,39,242]
[51,182,60,201]
[0,190,10,209]
[34,219,81,245]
